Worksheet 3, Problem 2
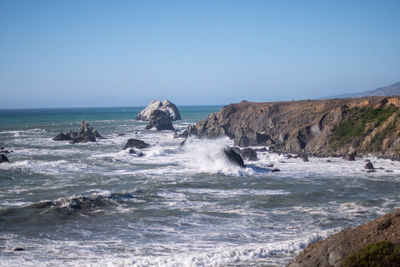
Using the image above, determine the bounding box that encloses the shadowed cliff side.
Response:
[184,96,400,159]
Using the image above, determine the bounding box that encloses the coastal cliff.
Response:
[185,96,400,159]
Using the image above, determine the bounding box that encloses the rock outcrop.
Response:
[136,100,181,121]
[145,110,175,131]
[123,138,150,150]
[53,121,104,144]
[223,147,245,168]
[288,209,400,267]
[185,96,400,159]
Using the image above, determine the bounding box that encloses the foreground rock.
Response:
[223,147,245,168]
[136,100,181,121]
[184,96,400,159]
[123,139,150,150]
[53,121,103,144]
[145,110,175,131]
[288,209,400,267]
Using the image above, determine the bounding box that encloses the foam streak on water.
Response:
[0,106,399,266]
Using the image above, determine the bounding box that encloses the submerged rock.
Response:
[0,154,9,163]
[343,151,356,161]
[145,110,175,131]
[123,138,150,150]
[128,149,144,157]
[53,121,103,144]
[240,148,258,161]
[223,147,245,168]
[136,100,181,121]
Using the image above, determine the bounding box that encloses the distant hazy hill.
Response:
[323,81,400,99]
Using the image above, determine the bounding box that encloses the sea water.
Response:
[0,106,399,266]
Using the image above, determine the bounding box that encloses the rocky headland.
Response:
[184,96,400,159]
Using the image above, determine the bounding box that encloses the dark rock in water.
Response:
[343,151,356,161]
[223,147,245,168]
[13,247,24,251]
[327,160,332,162]
[267,164,274,167]
[123,139,150,150]
[53,121,103,143]
[0,154,9,163]
[179,139,186,147]
[117,133,126,136]
[145,110,175,131]
[299,154,309,162]
[364,160,374,170]
[271,168,280,172]
[136,100,181,121]
[240,148,258,161]
[53,132,72,141]
[128,149,144,157]
[286,154,293,159]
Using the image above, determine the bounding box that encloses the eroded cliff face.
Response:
[186,96,400,158]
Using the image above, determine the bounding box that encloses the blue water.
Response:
[0,105,399,266]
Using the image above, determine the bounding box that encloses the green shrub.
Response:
[331,106,399,150]
[343,241,400,267]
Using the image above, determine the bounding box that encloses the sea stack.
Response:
[136,100,181,121]
[53,121,104,144]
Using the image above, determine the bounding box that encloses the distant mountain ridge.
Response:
[323,81,400,99]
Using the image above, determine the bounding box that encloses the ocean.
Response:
[0,106,399,266]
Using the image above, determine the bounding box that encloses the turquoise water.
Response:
[0,105,400,266]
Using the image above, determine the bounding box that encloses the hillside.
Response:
[184,96,400,159]
[288,209,400,267]
[323,81,400,99]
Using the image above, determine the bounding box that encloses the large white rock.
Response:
[136,100,181,121]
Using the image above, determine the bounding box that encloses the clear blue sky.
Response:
[1,0,399,108]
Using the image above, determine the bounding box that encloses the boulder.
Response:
[343,151,356,161]
[0,154,9,163]
[271,168,280,172]
[223,147,245,168]
[136,100,181,121]
[53,121,103,144]
[123,139,150,150]
[364,160,374,170]
[299,154,309,162]
[145,110,175,131]
[240,148,258,161]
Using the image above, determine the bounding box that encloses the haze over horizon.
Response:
[1,0,400,109]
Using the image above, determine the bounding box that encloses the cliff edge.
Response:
[185,96,400,159]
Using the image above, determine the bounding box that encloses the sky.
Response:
[1,0,400,108]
